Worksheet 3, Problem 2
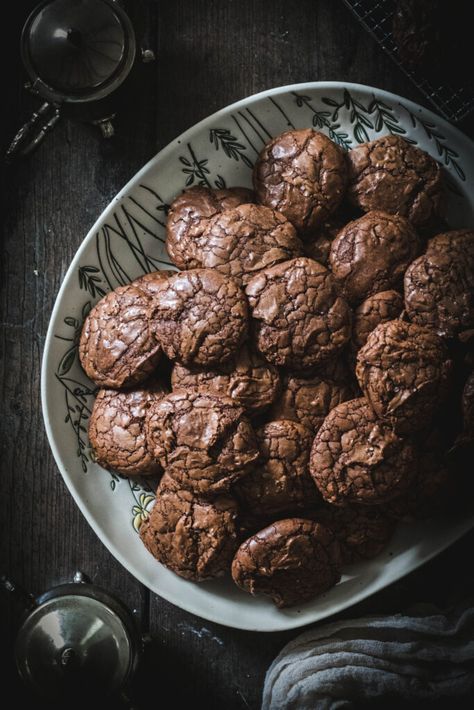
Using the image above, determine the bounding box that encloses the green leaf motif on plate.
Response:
[367,96,411,139]
[214,174,227,189]
[109,472,120,491]
[292,92,351,149]
[321,89,374,144]
[180,143,212,188]
[55,304,96,472]
[209,128,253,168]
[78,265,106,298]
[60,376,95,472]
[400,104,466,181]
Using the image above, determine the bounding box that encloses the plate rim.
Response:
[41,80,474,631]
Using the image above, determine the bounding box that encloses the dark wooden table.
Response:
[2,1,474,708]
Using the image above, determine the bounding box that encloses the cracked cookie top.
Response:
[356,319,452,433]
[346,134,445,229]
[231,518,341,607]
[132,269,175,297]
[269,358,355,433]
[329,210,421,304]
[351,290,404,355]
[313,504,395,564]
[88,382,167,477]
[302,212,349,265]
[253,128,347,234]
[140,473,239,581]
[166,186,254,269]
[310,397,416,506]
[383,439,450,521]
[404,229,474,338]
[149,268,248,367]
[145,389,259,496]
[79,284,161,389]
[171,343,281,417]
[245,257,352,369]
[235,420,320,517]
[194,203,303,286]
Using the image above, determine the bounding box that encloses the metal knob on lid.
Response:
[13,573,141,702]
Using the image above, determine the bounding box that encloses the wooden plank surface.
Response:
[1,1,473,708]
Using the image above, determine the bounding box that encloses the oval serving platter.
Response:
[41,81,474,632]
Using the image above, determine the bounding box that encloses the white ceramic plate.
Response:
[41,81,474,632]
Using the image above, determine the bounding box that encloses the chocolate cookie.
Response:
[149,268,248,367]
[346,134,444,229]
[231,519,341,607]
[302,214,347,266]
[384,438,450,521]
[235,420,320,517]
[356,320,452,433]
[132,269,175,297]
[269,359,355,433]
[315,505,395,564]
[404,230,474,338]
[329,211,420,305]
[245,257,352,369]
[253,129,347,233]
[145,389,259,496]
[88,383,167,477]
[171,344,280,417]
[140,474,239,581]
[310,397,416,506]
[166,186,254,269]
[351,290,404,354]
[79,285,161,389]
[195,203,303,285]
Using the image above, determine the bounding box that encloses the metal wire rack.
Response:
[342,0,474,123]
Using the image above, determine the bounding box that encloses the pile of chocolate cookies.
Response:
[79,128,474,609]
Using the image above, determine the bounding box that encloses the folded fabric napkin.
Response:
[262,602,474,709]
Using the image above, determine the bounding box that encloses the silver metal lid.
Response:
[20,0,136,103]
[15,580,140,700]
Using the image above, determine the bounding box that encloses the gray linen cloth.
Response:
[262,602,474,709]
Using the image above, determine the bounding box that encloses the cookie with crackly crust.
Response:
[253,129,347,234]
[329,210,420,305]
[356,319,452,433]
[195,203,303,286]
[132,269,175,297]
[269,358,355,434]
[89,382,167,477]
[235,420,320,517]
[231,518,341,607]
[404,230,474,338]
[171,344,280,417]
[346,134,444,230]
[245,257,352,370]
[79,284,161,389]
[149,268,248,367]
[145,389,259,496]
[351,290,404,355]
[310,397,416,506]
[166,186,254,269]
[314,505,395,564]
[140,474,239,581]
